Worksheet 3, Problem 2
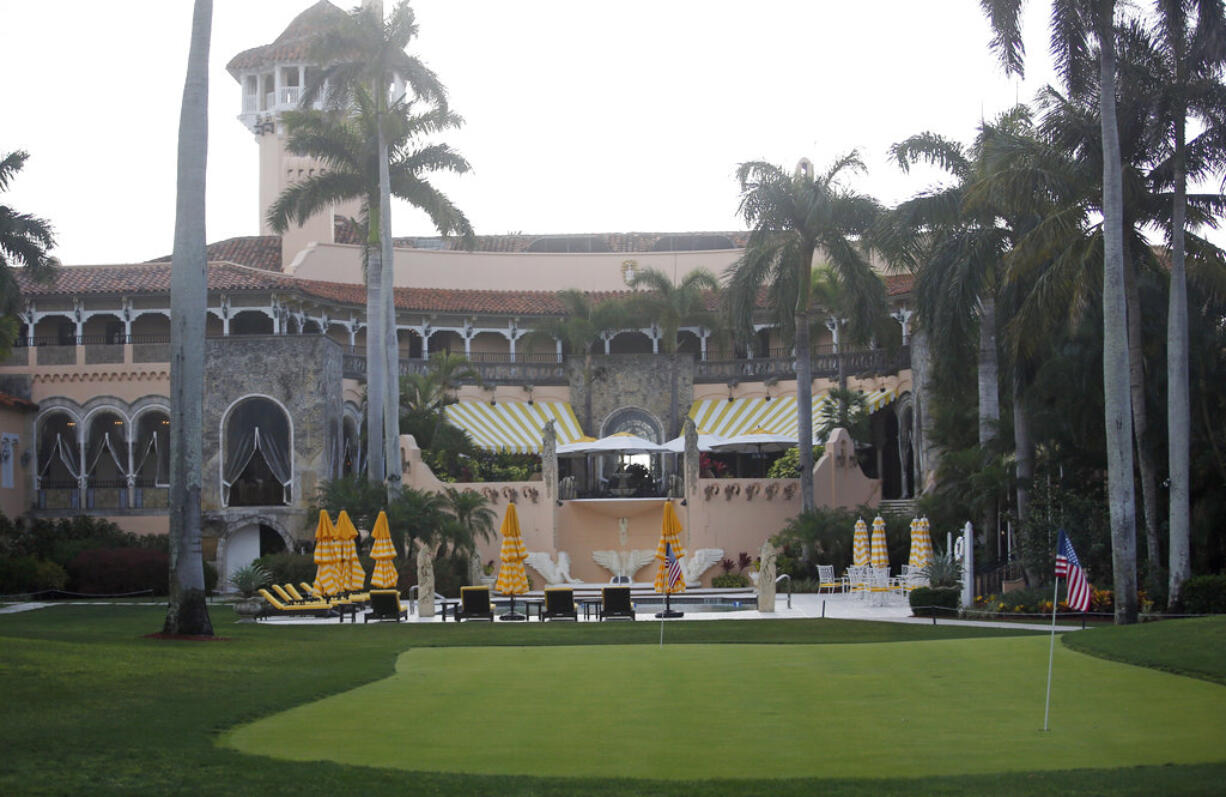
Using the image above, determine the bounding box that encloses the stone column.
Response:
[758,540,777,612]
[683,417,699,499]
[542,420,559,548]
[416,545,435,618]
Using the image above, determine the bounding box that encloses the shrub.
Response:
[924,555,963,588]
[711,573,749,588]
[256,552,316,588]
[910,586,961,617]
[228,563,271,597]
[1180,575,1226,614]
[0,556,68,594]
[67,548,169,596]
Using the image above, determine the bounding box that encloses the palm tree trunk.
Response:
[1098,24,1139,624]
[1013,368,1035,584]
[977,294,1000,563]
[795,307,815,512]
[164,0,214,637]
[1124,253,1163,588]
[910,326,938,491]
[365,219,387,484]
[379,122,400,496]
[977,296,1000,447]
[1168,110,1192,607]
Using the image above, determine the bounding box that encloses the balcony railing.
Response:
[339,347,910,385]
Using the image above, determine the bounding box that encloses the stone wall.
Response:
[568,354,694,440]
[201,335,343,543]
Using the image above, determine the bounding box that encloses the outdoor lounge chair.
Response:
[364,589,408,622]
[455,586,495,621]
[271,584,302,604]
[256,588,335,619]
[542,587,578,621]
[599,586,635,621]
[283,584,311,603]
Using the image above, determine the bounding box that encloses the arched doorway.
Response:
[222,396,293,507]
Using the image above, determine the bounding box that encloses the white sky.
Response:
[2,1,1081,266]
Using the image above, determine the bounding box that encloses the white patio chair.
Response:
[817,564,844,594]
[846,565,870,599]
[867,567,895,606]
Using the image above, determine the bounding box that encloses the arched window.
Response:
[85,411,128,489]
[37,411,79,489]
[133,411,170,487]
[223,397,292,507]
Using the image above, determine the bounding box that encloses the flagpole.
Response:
[1042,576,1060,732]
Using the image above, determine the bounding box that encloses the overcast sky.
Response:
[2,1,1081,266]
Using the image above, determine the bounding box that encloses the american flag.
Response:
[665,543,682,592]
[1055,530,1092,612]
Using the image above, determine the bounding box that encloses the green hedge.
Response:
[0,556,69,595]
[255,552,317,588]
[711,573,750,588]
[910,586,961,617]
[1180,575,1226,614]
[66,548,169,596]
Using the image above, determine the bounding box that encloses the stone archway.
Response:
[214,513,295,590]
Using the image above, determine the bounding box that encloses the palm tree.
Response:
[726,154,885,512]
[400,351,481,414]
[303,0,458,492]
[1146,0,1226,606]
[0,150,57,359]
[527,290,633,433]
[982,0,1139,624]
[163,0,214,637]
[625,267,720,437]
[439,486,496,558]
[267,95,472,486]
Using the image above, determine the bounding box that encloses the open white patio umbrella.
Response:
[660,431,728,453]
[555,431,665,455]
[709,426,799,454]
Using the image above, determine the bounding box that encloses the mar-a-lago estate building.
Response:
[0,1,924,588]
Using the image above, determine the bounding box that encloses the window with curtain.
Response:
[37,412,79,489]
[223,397,292,507]
[133,411,170,487]
[85,412,127,489]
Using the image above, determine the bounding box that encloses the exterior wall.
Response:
[201,335,343,560]
[569,354,694,441]
[290,243,745,292]
[0,405,33,519]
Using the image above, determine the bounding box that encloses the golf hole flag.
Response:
[1055,530,1092,612]
[665,543,682,592]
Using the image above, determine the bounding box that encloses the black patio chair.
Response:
[599,586,636,621]
[455,586,495,621]
[542,587,578,621]
[363,589,408,623]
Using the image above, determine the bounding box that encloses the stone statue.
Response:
[758,540,778,612]
[417,545,435,618]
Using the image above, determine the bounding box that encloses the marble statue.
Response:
[758,540,778,612]
[417,545,435,618]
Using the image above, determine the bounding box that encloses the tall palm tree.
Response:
[982,0,1139,624]
[1147,0,1226,606]
[303,0,456,492]
[439,486,496,558]
[0,149,57,358]
[267,94,472,484]
[400,351,480,414]
[625,267,720,437]
[163,0,214,637]
[726,154,885,512]
[527,290,633,434]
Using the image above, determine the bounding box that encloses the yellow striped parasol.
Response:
[311,510,341,596]
[494,503,529,596]
[908,516,934,570]
[334,510,366,593]
[870,515,890,570]
[369,510,398,589]
[852,517,871,567]
[653,501,687,594]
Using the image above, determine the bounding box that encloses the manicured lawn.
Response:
[2,605,1225,795]
[224,639,1226,780]
[1064,615,1226,684]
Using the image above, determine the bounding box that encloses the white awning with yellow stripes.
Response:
[443,401,585,454]
[689,388,897,441]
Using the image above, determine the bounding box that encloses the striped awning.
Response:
[689,389,898,441]
[443,401,585,454]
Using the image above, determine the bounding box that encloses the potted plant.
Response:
[480,559,496,587]
[230,562,271,621]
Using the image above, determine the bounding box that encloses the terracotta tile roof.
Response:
[15,262,913,317]
[884,274,914,296]
[148,235,282,272]
[0,392,37,411]
[333,217,748,253]
[226,1,348,76]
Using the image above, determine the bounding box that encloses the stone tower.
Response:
[226,1,360,269]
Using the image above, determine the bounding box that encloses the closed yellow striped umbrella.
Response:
[870,515,890,570]
[369,510,398,589]
[494,503,529,596]
[335,510,366,593]
[852,517,871,567]
[312,510,341,596]
[653,501,686,594]
[908,516,934,570]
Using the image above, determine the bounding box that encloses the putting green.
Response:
[222,637,1226,780]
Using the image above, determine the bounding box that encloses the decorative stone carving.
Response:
[684,548,724,587]
[592,549,655,582]
[416,546,435,618]
[758,541,778,612]
[525,551,580,585]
